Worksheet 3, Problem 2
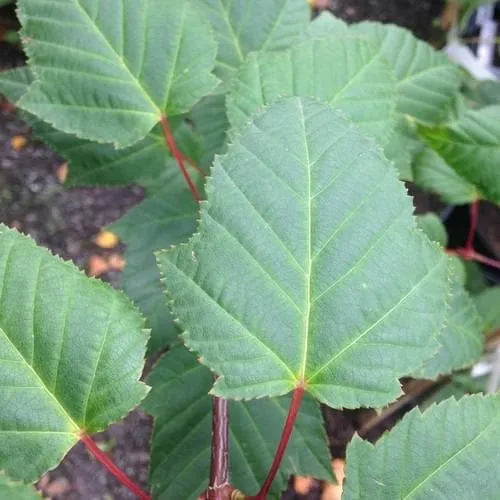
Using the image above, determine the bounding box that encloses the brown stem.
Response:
[80,434,151,500]
[207,396,231,500]
[160,114,201,202]
[247,386,305,500]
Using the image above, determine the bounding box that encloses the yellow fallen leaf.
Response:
[10,135,27,151]
[294,475,313,495]
[108,253,125,271]
[322,459,345,500]
[88,255,109,277]
[308,0,330,7]
[95,230,119,249]
[56,162,68,183]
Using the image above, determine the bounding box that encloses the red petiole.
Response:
[80,433,151,500]
[446,200,500,269]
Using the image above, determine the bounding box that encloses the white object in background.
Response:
[487,346,500,393]
[445,41,498,80]
[477,5,498,72]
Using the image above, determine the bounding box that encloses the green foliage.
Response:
[416,213,448,247]
[0,226,148,482]
[1,2,499,497]
[418,106,500,204]
[227,36,397,143]
[17,0,219,147]
[344,395,500,499]
[0,473,39,500]
[109,170,199,353]
[412,148,479,205]
[198,0,310,83]
[474,286,500,335]
[159,97,452,407]
[142,346,333,499]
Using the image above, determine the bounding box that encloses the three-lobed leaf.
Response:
[344,395,500,499]
[17,0,219,147]
[0,226,148,482]
[159,97,451,408]
[142,346,333,499]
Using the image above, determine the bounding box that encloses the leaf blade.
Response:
[344,395,500,499]
[0,226,148,482]
[17,0,218,147]
[159,97,450,408]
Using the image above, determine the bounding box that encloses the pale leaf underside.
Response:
[159,97,450,408]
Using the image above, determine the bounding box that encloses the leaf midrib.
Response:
[0,325,79,433]
[299,100,312,381]
[73,0,159,116]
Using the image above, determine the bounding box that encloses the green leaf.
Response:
[0,225,148,482]
[412,148,479,205]
[109,170,198,353]
[304,11,349,38]
[420,372,487,410]
[0,67,32,103]
[0,67,201,187]
[474,286,500,335]
[464,260,488,294]
[0,473,40,499]
[415,272,483,379]
[227,36,397,143]
[158,97,450,408]
[16,0,218,147]
[344,394,500,499]
[416,213,448,247]
[465,79,500,107]
[190,93,230,168]
[418,106,500,204]
[142,346,333,499]
[350,22,463,122]
[199,0,310,83]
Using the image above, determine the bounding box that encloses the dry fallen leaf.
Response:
[56,162,68,183]
[321,459,345,500]
[308,0,330,8]
[294,475,313,495]
[43,477,71,497]
[95,230,119,249]
[10,135,27,151]
[108,253,125,271]
[88,255,109,277]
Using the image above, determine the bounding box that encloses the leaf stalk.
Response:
[80,433,151,500]
[160,114,201,202]
[247,386,305,500]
